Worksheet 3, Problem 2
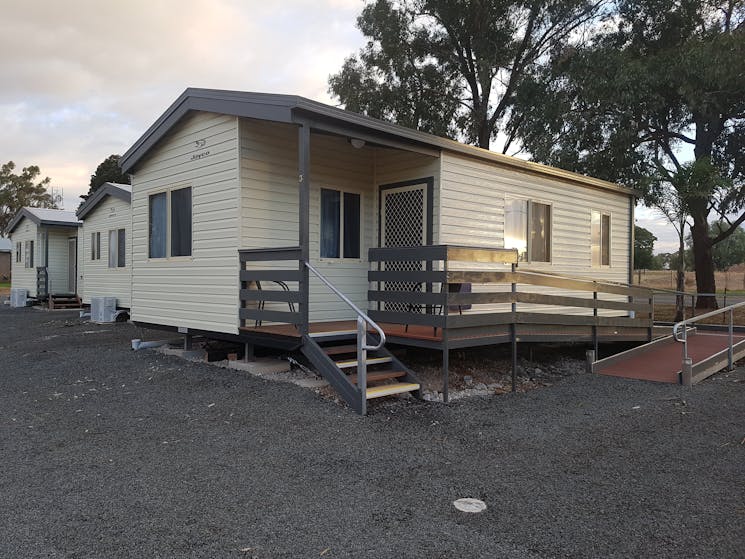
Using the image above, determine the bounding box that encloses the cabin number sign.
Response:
[190,139,210,162]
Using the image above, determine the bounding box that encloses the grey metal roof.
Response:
[76,182,132,219]
[0,237,11,252]
[7,207,82,234]
[120,88,635,197]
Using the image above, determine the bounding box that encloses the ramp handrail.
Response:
[673,301,745,381]
[305,261,386,410]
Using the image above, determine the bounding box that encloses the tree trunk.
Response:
[690,215,717,309]
[674,232,685,322]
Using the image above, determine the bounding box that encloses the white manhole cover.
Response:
[453,498,487,513]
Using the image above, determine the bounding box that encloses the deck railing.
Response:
[238,247,305,329]
[368,245,654,341]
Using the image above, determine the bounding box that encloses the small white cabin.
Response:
[120,89,637,338]
[120,88,652,413]
[8,208,82,298]
[76,182,132,308]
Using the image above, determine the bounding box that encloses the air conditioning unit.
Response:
[10,288,28,308]
[91,296,118,323]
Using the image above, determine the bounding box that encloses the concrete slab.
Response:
[228,358,291,375]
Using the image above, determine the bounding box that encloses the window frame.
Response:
[591,209,612,267]
[24,240,34,268]
[15,242,21,263]
[148,186,193,260]
[319,187,362,261]
[108,228,126,268]
[91,232,101,261]
[504,196,552,264]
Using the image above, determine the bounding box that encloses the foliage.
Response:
[0,161,57,235]
[80,155,129,202]
[517,0,745,305]
[329,0,608,149]
[711,223,745,270]
[634,225,657,269]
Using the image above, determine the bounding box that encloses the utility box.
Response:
[91,296,118,323]
[10,288,28,308]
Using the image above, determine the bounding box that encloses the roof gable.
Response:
[7,207,81,234]
[76,182,132,219]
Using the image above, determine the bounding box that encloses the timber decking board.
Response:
[596,332,745,383]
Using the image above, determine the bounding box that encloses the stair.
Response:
[49,293,82,310]
[301,332,421,414]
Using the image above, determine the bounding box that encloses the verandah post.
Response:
[298,122,310,336]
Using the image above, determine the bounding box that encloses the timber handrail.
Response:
[673,300,745,384]
[305,261,386,351]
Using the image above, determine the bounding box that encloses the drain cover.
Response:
[453,498,487,513]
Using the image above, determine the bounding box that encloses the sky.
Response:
[0,0,678,252]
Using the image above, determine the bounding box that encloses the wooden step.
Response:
[336,356,392,369]
[323,344,359,356]
[365,382,420,399]
[309,330,356,339]
[348,370,405,385]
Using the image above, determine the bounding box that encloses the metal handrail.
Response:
[672,300,745,384]
[305,261,386,351]
[306,261,386,412]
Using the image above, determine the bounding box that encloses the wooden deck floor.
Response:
[240,320,653,348]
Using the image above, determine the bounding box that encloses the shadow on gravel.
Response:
[1,306,743,558]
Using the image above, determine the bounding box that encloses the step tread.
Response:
[348,370,405,385]
[336,356,392,369]
[365,382,420,399]
[309,330,357,339]
[323,344,359,356]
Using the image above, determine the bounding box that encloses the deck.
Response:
[240,320,654,350]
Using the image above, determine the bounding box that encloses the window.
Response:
[170,187,192,257]
[149,187,192,259]
[108,229,126,268]
[24,240,34,268]
[320,188,360,259]
[15,242,21,263]
[91,232,101,261]
[591,211,611,266]
[504,198,551,263]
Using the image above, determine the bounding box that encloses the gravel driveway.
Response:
[1,305,743,558]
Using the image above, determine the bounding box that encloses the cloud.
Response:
[0,0,364,208]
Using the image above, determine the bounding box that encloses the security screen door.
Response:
[380,182,427,312]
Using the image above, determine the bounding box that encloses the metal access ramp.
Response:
[592,302,745,385]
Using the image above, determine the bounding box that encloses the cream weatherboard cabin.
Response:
[7,208,82,307]
[119,88,653,413]
[76,182,133,311]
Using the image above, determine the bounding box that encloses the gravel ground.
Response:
[1,305,744,558]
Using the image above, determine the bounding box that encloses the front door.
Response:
[379,180,430,311]
[68,237,77,294]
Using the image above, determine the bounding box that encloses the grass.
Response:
[654,303,745,325]
[0,281,10,288]
[635,269,745,293]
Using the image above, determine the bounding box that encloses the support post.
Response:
[298,123,311,336]
[681,357,693,387]
[442,256,449,402]
[593,287,599,358]
[357,316,367,415]
[184,333,193,351]
[586,350,596,374]
[244,342,255,363]
[511,263,518,392]
[728,308,734,371]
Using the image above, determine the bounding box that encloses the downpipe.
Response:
[131,339,171,351]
